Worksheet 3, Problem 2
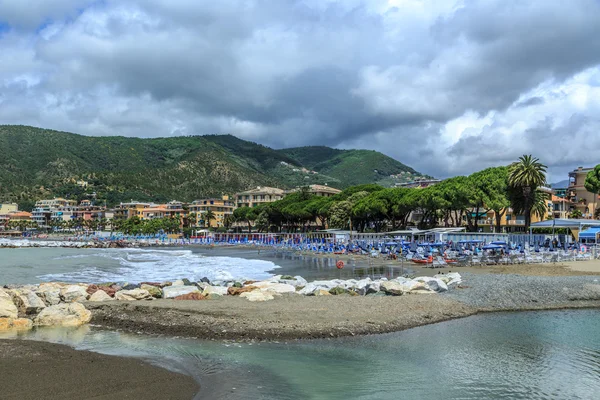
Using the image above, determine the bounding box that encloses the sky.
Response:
[1,0,600,183]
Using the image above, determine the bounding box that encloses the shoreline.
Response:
[85,272,600,341]
[0,339,199,400]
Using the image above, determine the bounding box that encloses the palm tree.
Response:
[508,155,547,230]
[204,210,215,228]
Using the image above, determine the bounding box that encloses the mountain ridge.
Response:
[0,125,427,209]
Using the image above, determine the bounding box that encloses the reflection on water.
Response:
[3,310,600,399]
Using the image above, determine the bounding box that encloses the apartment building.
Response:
[566,166,599,218]
[235,187,285,208]
[31,198,77,228]
[113,202,152,220]
[189,196,235,228]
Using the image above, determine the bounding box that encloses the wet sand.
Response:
[0,339,199,400]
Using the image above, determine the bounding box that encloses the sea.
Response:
[1,246,600,399]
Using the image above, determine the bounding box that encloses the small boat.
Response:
[411,255,433,264]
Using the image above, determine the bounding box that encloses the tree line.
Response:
[231,155,555,233]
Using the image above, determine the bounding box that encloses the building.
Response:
[31,198,77,228]
[0,211,32,230]
[190,196,235,228]
[285,184,342,198]
[0,203,18,214]
[566,167,599,219]
[395,179,441,189]
[113,202,152,220]
[235,187,285,208]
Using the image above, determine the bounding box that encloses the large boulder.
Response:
[228,286,258,296]
[171,279,185,286]
[202,285,228,296]
[140,284,163,298]
[174,293,206,300]
[88,290,115,302]
[278,275,308,287]
[36,283,65,306]
[252,282,296,295]
[60,285,89,303]
[115,289,153,301]
[34,303,91,327]
[312,289,332,296]
[380,281,404,296]
[366,282,381,295]
[0,289,18,319]
[329,287,349,295]
[414,277,448,292]
[162,285,200,299]
[12,289,46,315]
[240,291,275,302]
[0,317,33,331]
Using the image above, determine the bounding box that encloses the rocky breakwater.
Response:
[0,283,92,332]
[86,272,462,303]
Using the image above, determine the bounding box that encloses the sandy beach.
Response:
[0,339,199,400]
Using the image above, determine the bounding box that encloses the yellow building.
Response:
[190,196,235,228]
[0,203,18,214]
[285,184,342,198]
[235,187,285,208]
[566,166,599,219]
[113,202,152,220]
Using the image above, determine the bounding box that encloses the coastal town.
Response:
[0,165,597,237]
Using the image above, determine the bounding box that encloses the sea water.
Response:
[3,309,600,399]
[0,247,280,284]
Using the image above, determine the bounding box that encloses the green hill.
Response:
[0,125,427,209]
[279,146,426,187]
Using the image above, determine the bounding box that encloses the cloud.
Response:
[0,0,599,182]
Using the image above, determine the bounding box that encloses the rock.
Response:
[172,279,185,286]
[86,284,99,295]
[233,282,243,288]
[97,285,117,297]
[280,275,295,280]
[0,289,18,319]
[35,283,64,306]
[34,303,92,327]
[252,281,296,294]
[366,282,381,295]
[200,277,211,284]
[162,285,201,299]
[329,287,349,295]
[174,293,206,300]
[140,281,163,288]
[240,291,275,302]
[381,281,404,296]
[60,285,89,303]
[122,283,140,290]
[202,285,228,296]
[279,275,308,287]
[115,289,153,301]
[182,278,193,286]
[0,317,33,331]
[12,289,47,315]
[228,286,258,296]
[88,290,115,302]
[205,293,222,300]
[414,277,448,292]
[312,289,332,296]
[298,283,319,295]
[140,284,162,298]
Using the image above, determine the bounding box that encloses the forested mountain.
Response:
[0,125,427,209]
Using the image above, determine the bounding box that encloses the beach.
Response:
[3,245,600,399]
[0,339,199,400]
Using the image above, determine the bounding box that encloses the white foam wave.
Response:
[38,248,279,283]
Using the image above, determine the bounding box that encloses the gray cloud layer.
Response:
[1,0,600,182]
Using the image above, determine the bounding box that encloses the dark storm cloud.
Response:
[1,0,600,180]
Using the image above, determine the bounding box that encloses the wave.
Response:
[38,248,279,284]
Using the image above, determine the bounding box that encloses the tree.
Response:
[203,210,215,228]
[570,209,583,219]
[508,155,547,230]
[584,165,600,219]
[233,207,257,232]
